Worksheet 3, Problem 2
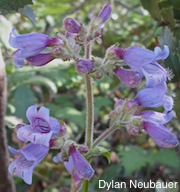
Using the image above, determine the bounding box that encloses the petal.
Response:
[144,122,178,148]
[17,125,53,147]
[9,28,50,49]
[8,143,49,185]
[154,45,169,61]
[123,47,155,71]
[142,63,167,88]
[13,50,25,68]
[137,110,174,124]
[69,146,94,180]
[26,53,54,66]
[114,67,142,87]
[8,146,20,155]
[64,156,74,174]
[73,172,81,185]
[135,82,167,108]
[53,153,62,163]
[26,105,38,125]
[163,95,174,111]
[49,117,61,136]
[38,106,50,122]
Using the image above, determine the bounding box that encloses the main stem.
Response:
[84,43,94,149]
[82,43,94,192]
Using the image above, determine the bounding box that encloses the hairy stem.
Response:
[0,47,16,192]
[85,43,94,149]
[92,124,118,148]
[82,43,94,192]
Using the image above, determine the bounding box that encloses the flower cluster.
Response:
[9,106,94,185]
[8,3,179,189]
[110,99,178,148]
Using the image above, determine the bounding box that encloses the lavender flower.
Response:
[53,145,94,185]
[9,28,63,67]
[75,59,94,73]
[98,4,112,23]
[8,143,49,185]
[114,67,142,87]
[17,105,61,147]
[63,18,81,34]
[112,45,169,88]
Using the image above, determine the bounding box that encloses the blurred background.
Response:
[1,0,180,191]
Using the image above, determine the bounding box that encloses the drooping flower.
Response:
[9,28,63,67]
[8,143,49,185]
[63,18,81,34]
[143,122,178,148]
[75,59,94,73]
[53,145,94,185]
[16,105,61,147]
[111,45,170,88]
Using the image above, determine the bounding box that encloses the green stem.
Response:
[92,124,118,148]
[82,43,94,192]
[84,43,94,149]
[82,180,89,192]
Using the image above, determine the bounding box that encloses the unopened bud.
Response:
[64,18,81,33]
[98,4,112,23]
[75,59,94,73]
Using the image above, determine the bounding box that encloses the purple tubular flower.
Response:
[114,67,142,87]
[113,45,169,88]
[75,59,94,73]
[53,146,94,184]
[143,122,178,148]
[9,28,63,68]
[26,53,54,66]
[69,145,94,181]
[8,143,49,185]
[63,18,81,34]
[17,105,60,147]
[98,4,112,23]
[134,82,174,111]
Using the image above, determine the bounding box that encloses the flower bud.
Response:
[64,18,81,33]
[98,4,112,23]
[75,59,94,73]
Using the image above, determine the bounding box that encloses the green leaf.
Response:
[119,146,179,174]
[158,27,174,47]
[0,0,33,15]
[153,149,179,168]
[13,85,36,123]
[174,89,180,122]
[119,146,148,174]
[140,0,161,21]
[164,53,180,83]
[19,5,36,25]
[102,151,111,164]
[52,107,85,128]
[23,75,57,94]
[160,6,175,29]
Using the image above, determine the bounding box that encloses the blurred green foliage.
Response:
[1,0,180,191]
